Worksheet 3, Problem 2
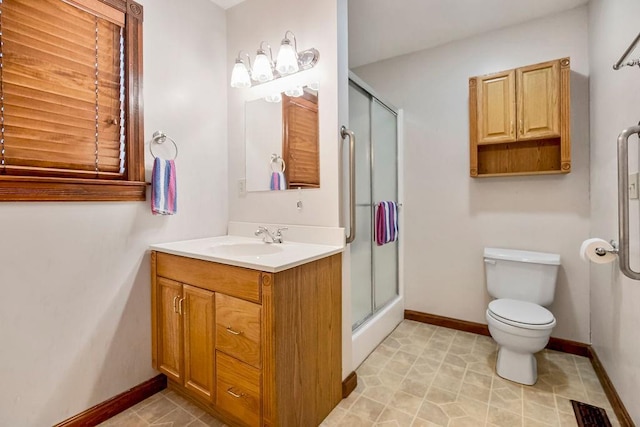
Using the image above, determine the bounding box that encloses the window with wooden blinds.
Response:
[0,0,145,201]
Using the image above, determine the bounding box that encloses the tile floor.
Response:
[101,320,619,427]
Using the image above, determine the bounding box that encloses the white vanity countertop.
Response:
[150,235,344,273]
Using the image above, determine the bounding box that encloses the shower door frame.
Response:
[348,71,404,369]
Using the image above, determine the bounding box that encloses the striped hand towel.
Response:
[375,201,398,245]
[151,157,177,215]
[270,171,287,190]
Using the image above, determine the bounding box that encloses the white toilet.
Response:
[484,247,560,385]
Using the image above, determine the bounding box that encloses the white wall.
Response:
[354,7,591,342]
[0,1,229,425]
[589,0,640,421]
[226,0,341,227]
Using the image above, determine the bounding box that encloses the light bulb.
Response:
[230,61,251,88]
[252,52,274,83]
[265,93,282,103]
[276,42,299,75]
[285,86,303,97]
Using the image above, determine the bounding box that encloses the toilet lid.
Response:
[488,299,555,327]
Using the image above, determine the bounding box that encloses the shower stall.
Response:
[344,73,404,368]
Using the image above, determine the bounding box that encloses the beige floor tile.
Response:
[456,395,489,420]
[439,402,467,419]
[449,417,487,427]
[416,400,449,426]
[376,406,416,426]
[459,382,491,404]
[363,385,397,405]
[463,370,493,389]
[385,359,414,377]
[398,377,431,398]
[425,386,457,405]
[489,389,523,415]
[411,417,443,427]
[362,375,384,388]
[388,390,424,416]
[337,389,361,410]
[522,400,559,426]
[136,396,179,423]
[337,412,376,427]
[487,405,523,427]
[557,411,579,427]
[321,406,347,426]
[523,388,557,409]
[378,368,407,389]
[350,395,387,422]
[431,372,463,393]
[193,413,226,427]
[163,391,206,418]
[394,350,419,365]
[150,407,196,426]
[99,409,147,426]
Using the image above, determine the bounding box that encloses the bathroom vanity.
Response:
[150,236,343,427]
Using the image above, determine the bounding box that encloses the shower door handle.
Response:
[617,124,640,280]
[341,126,356,244]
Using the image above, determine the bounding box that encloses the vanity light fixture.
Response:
[230,30,319,89]
[230,51,252,88]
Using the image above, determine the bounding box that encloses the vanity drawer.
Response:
[216,351,261,427]
[156,252,263,303]
[216,293,261,368]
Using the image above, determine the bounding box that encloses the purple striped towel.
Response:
[375,201,398,245]
[151,157,177,215]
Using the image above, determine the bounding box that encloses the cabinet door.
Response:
[516,60,560,140]
[183,285,215,402]
[477,70,516,144]
[157,278,183,383]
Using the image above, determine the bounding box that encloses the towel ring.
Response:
[270,154,285,173]
[150,131,178,160]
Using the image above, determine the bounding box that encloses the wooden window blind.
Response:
[0,0,145,201]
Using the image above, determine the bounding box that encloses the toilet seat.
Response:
[488,298,556,330]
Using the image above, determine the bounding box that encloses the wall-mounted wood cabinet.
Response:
[469,58,570,177]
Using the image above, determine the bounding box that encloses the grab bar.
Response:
[613,31,640,70]
[341,126,356,244]
[617,125,640,280]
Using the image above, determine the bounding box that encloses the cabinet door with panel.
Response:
[516,60,560,140]
[157,277,183,383]
[477,69,516,144]
[183,285,215,402]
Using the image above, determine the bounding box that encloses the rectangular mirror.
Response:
[245,85,319,192]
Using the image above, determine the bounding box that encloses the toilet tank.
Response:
[484,248,560,306]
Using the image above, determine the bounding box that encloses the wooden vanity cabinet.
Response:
[151,251,342,427]
[469,58,570,177]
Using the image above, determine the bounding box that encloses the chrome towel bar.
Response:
[617,125,640,280]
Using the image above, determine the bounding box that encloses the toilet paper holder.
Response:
[594,240,619,257]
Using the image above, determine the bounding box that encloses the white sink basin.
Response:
[209,242,284,257]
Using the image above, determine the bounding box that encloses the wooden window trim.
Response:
[0,0,146,202]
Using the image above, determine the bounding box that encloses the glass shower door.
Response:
[349,82,373,328]
[372,100,398,310]
[349,80,399,330]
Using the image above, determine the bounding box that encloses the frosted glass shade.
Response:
[265,93,282,103]
[275,43,299,75]
[252,53,274,82]
[285,86,303,97]
[230,62,251,88]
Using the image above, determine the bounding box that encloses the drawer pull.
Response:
[226,387,244,398]
[226,326,243,335]
[172,296,179,313]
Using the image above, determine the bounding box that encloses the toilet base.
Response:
[495,346,537,385]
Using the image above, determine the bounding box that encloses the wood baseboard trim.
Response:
[588,347,635,427]
[342,371,358,398]
[405,310,491,337]
[404,310,589,357]
[54,374,167,427]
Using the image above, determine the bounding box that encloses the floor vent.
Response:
[571,400,612,427]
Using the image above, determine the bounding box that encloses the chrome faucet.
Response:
[255,226,287,244]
